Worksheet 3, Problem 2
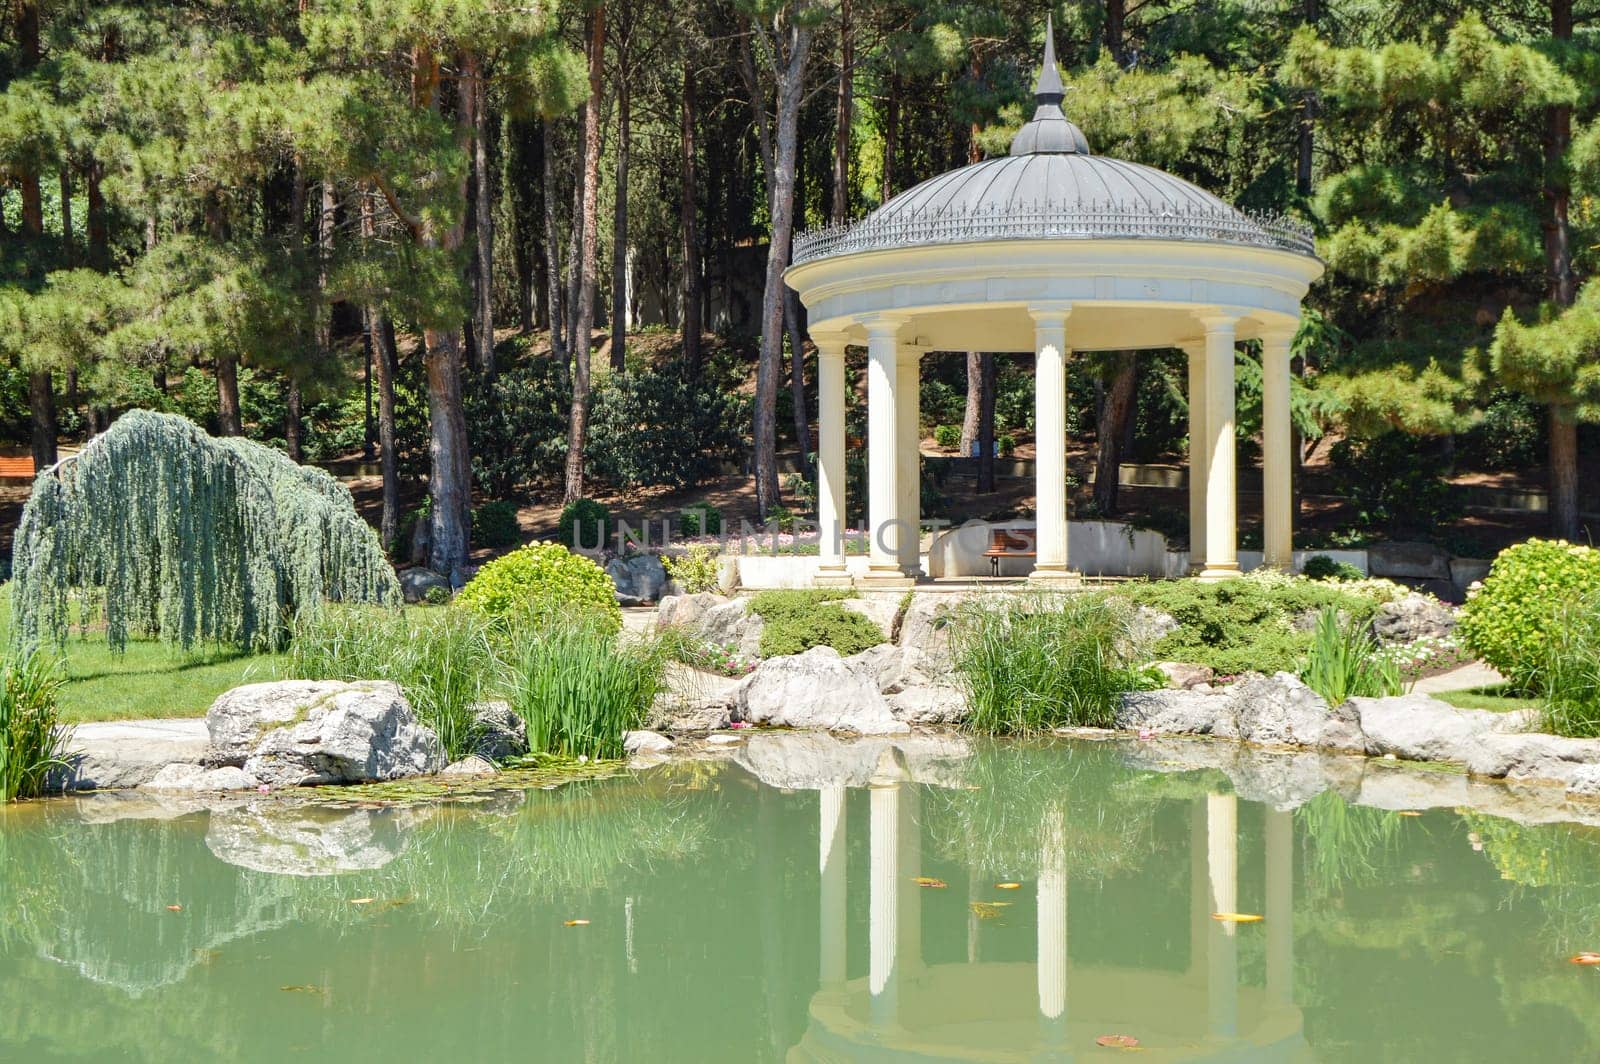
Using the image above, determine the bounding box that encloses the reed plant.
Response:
[1543,594,1600,738]
[950,592,1145,734]
[501,623,668,760]
[0,650,70,801]
[1299,606,1402,706]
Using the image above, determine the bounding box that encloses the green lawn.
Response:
[1434,684,1541,714]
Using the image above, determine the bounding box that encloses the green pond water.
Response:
[3,736,1600,1062]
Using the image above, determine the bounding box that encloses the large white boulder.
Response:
[1116,687,1232,735]
[1466,732,1600,785]
[1229,673,1365,753]
[1370,593,1457,645]
[733,646,908,734]
[207,680,446,788]
[1353,693,1524,763]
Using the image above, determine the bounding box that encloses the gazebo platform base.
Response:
[1026,568,1083,588]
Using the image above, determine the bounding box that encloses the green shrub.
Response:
[456,542,622,634]
[397,497,431,555]
[1300,606,1403,705]
[997,434,1017,458]
[1118,575,1377,675]
[472,500,521,549]
[0,651,69,801]
[679,504,723,537]
[557,498,611,552]
[933,424,962,449]
[1303,554,1364,582]
[502,624,667,760]
[1328,432,1460,535]
[288,606,495,761]
[1458,539,1600,690]
[587,364,746,488]
[748,589,884,658]
[950,593,1145,733]
[766,504,797,533]
[466,356,571,497]
[423,585,451,606]
[662,545,723,594]
[1544,594,1600,737]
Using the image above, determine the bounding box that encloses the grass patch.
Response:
[1434,684,1540,713]
[503,624,668,760]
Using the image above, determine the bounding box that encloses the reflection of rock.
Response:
[142,763,259,792]
[734,646,908,734]
[732,730,971,790]
[208,680,446,787]
[205,805,409,876]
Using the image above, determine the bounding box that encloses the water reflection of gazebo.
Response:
[785,751,1306,1062]
[785,21,1324,588]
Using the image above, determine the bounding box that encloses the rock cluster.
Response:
[606,553,670,606]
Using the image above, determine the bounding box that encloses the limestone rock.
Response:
[206,806,409,876]
[842,644,905,693]
[1230,673,1364,753]
[656,592,727,631]
[1370,593,1457,645]
[698,598,766,660]
[1155,661,1215,690]
[399,567,450,604]
[647,664,741,733]
[897,592,973,685]
[58,719,211,791]
[1115,687,1232,736]
[624,730,675,755]
[1466,732,1600,785]
[1127,606,1181,655]
[207,680,446,788]
[887,684,968,724]
[1353,693,1517,764]
[733,646,909,734]
[440,756,497,778]
[841,595,902,640]
[142,763,259,792]
[1566,764,1600,799]
[469,700,528,761]
[607,553,669,606]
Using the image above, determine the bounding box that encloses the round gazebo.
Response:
[785,23,1324,588]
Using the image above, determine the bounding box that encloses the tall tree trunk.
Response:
[424,326,471,571]
[27,372,57,470]
[58,169,73,265]
[86,162,109,269]
[1296,0,1319,197]
[564,117,586,376]
[750,26,815,517]
[543,119,566,362]
[469,52,495,377]
[610,66,630,371]
[680,61,703,377]
[564,7,606,504]
[285,381,304,462]
[1093,353,1138,515]
[831,0,853,225]
[1550,403,1580,539]
[361,190,402,552]
[1105,0,1126,64]
[977,353,996,493]
[16,0,55,468]
[960,352,982,455]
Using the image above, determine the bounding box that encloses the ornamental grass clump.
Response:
[1543,595,1600,738]
[501,624,668,760]
[1299,606,1403,706]
[11,410,397,653]
[950,593,1146,734]
[0,651,70,802]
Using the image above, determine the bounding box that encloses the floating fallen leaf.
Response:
[912,877,947,889]
[165,905,183,912]
[995,882,1022,890]
[969,901,1008,920]
[564,919,591,927]
[1211,912,1264,923]
[349,898,376,906]
[280,985,325,995]
[1570,952,1600,965]
[192,949,221,965]
[1096,1034,1141,1048]
[1397,811,1423,817]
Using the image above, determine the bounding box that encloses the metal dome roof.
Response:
[791,17,1315,265]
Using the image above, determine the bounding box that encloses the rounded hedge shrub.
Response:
[1302,554,1364,582]
[1458,539,1600,689]
[456,542,622,634]
[472,500,520,549]
[558,498,611,552]
[679,504,722,537]
[933,424,962,450]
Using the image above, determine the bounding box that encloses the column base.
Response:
[1197,563,1243,582]
[858,567,917,590]
[1027,567,1082,588]
[813,565,853,588]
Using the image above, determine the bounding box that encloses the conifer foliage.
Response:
[11,411,398,653]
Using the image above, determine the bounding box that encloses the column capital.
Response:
[1194,309,1242,334]
[811,331,851,357]
[1258,324,1298,348]
[858,313,910,340]
[1027,301,1075,327]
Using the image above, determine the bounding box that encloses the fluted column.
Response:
[819,783,848,994]
[1207,792,1238,1039]
[1265,808,1293,1007]
[863,316,913,587]
[1261,329,1296,572]
[1029,304,1077,584]
[896,347,922,576]
[814,335,852,586]
[1185,340,1208,574]
[1198,313,1241,580]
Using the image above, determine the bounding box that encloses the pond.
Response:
[2,734,1600,1061]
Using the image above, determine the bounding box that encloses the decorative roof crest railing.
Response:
[791,201,1317,265]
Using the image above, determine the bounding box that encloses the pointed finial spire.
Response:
[1034,14,1065,103]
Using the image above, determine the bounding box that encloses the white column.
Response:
[1261,329,1296,572]
[869,770,901,1030]
[1206,792,1238,1040]
[1029,304,1077,584]
[819,784,848,994]
[814,335,851,586]
[1265,808,1293,1007]
[1199,313,1241,580]
[1185,341,1208,574]
[863,316,912,587]
[1036,804,1068,1036]
[896,348,922,576]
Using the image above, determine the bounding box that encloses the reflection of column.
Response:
[869,761,903,1030]
[896,348,922,576]
[1265,808,1293,1007]
[1037,805,1068,1039]
[1188,801,1207,978]
[820,784,847,993]
[814,336,851,585]
[897,782,924,979]
[1207,792,1238,1039]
